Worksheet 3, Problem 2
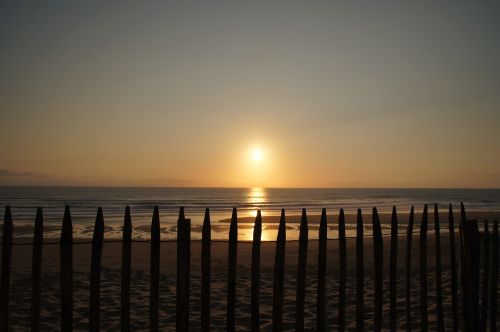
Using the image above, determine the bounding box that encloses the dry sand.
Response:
[6,225,498,331]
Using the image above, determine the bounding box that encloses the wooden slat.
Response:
[121,206,132,332]
[419,204,428,332]
[89,207,105,332]
[201,208,211,332]
[177,207,189,332]
[459,202,470,330]
[389,206,398,332]
[251,210,262,332]
[447,204,458,332]
[316,208,327,331]
[338,209,346,332]
[272,209,286,332]
[434,204,444,332]
[372,207,383,332]
[355,208,364,332]
[460,202,480,331]
[149,206,160,332]
[0,206,13,332]
[489,221,498,332]
[470,219,480,329]
[405,206,415,332]
[60,205,73,332]
[185,217,191,330]
[295,208,308,331]
[459,202,475,330]
[31,207,43,332]
[227,207,237,332]
[177,208,191,332]
[479,222,490,332]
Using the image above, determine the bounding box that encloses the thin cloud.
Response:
[0,169,53,178]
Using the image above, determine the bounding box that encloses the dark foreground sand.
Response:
[6,228,498,331]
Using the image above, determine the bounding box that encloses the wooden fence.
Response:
[0,203,498,331]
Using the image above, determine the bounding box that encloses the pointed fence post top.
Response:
[279,209,286,226]
[124,206,132,230]
[33,207,43,245]
[3,205,12,227]
[254,210,262,228]
[4,205,12,222]
[151,206,160,241]
[460,202,467,222]
[299,208,308,241]
[61,205,72,243]
[228,207,238,244]
[2,205,13,245]
[3,205,12,225]
[391,206,398,225]
[277,209,286,243]
[35,207,43,219]
[204,208,210,223]
[93,207,104,243]
[179,206,185,221]
[253,210,262,240]
[320,208,327,223]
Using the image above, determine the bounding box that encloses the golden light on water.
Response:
[239,187,278,241]
[248,187,266,205]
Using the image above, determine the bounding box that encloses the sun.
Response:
[251,148,263,161]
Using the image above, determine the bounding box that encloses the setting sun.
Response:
[251,149,263,161]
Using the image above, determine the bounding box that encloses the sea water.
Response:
[0,187,498,240]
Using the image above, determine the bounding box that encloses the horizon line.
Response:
[0,185,499,190]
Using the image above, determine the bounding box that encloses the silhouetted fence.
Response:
[0,203,498,331]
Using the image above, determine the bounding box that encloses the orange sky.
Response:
[1,2,499,188]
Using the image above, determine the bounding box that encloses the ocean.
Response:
[1,187,499,240]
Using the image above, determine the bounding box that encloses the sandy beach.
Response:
[5,222,497,331]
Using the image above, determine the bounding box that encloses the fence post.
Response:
[459,203,469,330]
[405,206,415,332]
[201,208,211,332]
[479,222,490,332]
[489,221,498,332]
[389,206,398,332]
[460,202,480,331]
[31,208,43,332]
[89,207,104,332]
[419,204,428,332]
[356,209,364,332]
[251,210,262,332]
[150,206,160,332]
[434,204,444,332]
[317,208,327,331]
[121,206,132,332]
[272,209,286,332]
[177,207,190,332]
[227,208,237,332]
[60,205,73,331]
[295,208,308,332]
[338,209,346,332]
[0,206,13,332]
[372,207,383,332]
[448,204,458,332]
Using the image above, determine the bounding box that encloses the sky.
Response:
[1,1,499,188]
